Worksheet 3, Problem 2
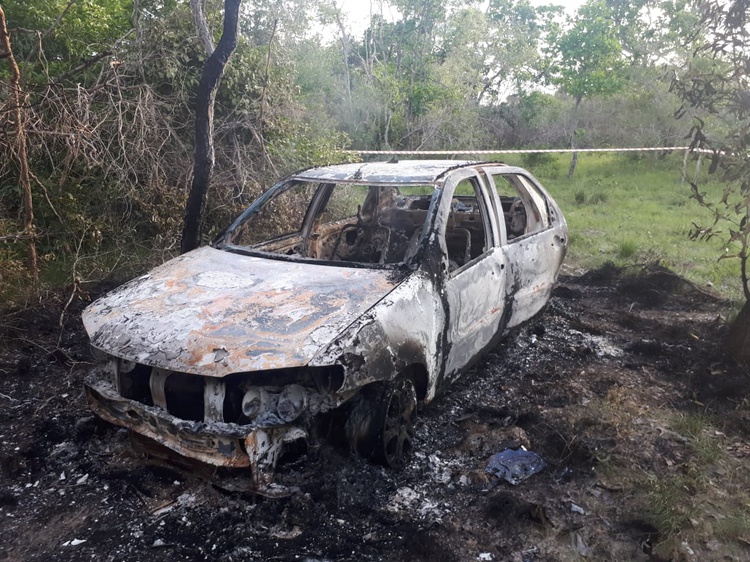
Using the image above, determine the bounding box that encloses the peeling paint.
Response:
[83,247,399,376]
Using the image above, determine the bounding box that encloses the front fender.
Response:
[310,271,444,401]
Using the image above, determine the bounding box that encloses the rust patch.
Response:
[84,247,400,376]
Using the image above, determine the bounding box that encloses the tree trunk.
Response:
[258,18,277,172]
[331,5,352,104]
[568,95,582,178]
[180,0,241,255]
[728,299,750,365]
[0,6,38,286]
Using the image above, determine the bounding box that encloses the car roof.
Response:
[293,159,506,184]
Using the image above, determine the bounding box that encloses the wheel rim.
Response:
[381,378,416,468]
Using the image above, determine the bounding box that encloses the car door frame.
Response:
[436,167,508,383]
[481,165,566,329]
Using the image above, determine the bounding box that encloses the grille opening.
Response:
[118,363,153,406]
[224,365,345,392]
[223,382,244,424]
[164,372,205,421]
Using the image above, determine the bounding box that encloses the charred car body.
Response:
[83,160,568,491]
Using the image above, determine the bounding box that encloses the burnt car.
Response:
[83,160,567,491]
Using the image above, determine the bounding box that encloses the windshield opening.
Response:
[219,180,436,266]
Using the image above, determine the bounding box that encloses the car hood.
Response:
[83,247,402,376]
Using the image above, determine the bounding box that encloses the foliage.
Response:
[546,0,624,103]
[0,0,743,300]
[670,0,750,299]
[0,0,352,300]
[311,0,564,151]
[2,0,132,80]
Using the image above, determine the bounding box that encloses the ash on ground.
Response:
[1,264,748,561]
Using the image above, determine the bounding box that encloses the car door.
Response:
[482,166,566,329]
[440,169,507,381]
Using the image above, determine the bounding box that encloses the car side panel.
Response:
[442,248,507,380]
[480,167,567,330]
[502,229,566,329]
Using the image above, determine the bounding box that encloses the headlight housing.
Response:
[277,384,308,423]
[239,384,309,424]
[241,387,270,419]
[223,366,345,425]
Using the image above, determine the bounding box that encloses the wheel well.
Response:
[401,364,429,403]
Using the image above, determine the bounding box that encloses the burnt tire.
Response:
[347,377,417,469]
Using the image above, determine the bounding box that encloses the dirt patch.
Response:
[1,264,749,561]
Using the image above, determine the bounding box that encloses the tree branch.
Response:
[258,18,277,172]
[54,50,113,83]
[0,6,38,286]
[190,0,215,56]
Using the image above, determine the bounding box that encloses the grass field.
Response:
[500,151,743,302]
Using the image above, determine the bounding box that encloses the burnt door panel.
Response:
[443,249,506,379]
[484,170,563,329]
[439,172,506,380]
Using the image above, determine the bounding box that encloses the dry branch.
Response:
[54,50,113,83]
[0,6,38,286]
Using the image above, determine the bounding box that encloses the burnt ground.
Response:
[2,264,750,562]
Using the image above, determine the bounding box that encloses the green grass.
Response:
[500,152,743,300]
[644,473,697,538]
[618,239,637,258]
[650,412,750,548]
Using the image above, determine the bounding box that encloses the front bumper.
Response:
[84,374,306,488]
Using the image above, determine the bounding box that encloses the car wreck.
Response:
[83,160,568,492]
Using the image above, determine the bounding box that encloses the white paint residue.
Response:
[194,271,256,290]
[277,304,314,324]
[308,325,340,345]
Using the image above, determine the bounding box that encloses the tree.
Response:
[478,0,560,103]
[546,0,624,176]
[181,0,242,254]
[0,5,37,285]
[671,0,750,362]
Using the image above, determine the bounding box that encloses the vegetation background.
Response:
[0,0,746,309]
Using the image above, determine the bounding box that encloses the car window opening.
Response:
[223,182,435,266]
[446,178,489,271]
[491,173,550,241]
